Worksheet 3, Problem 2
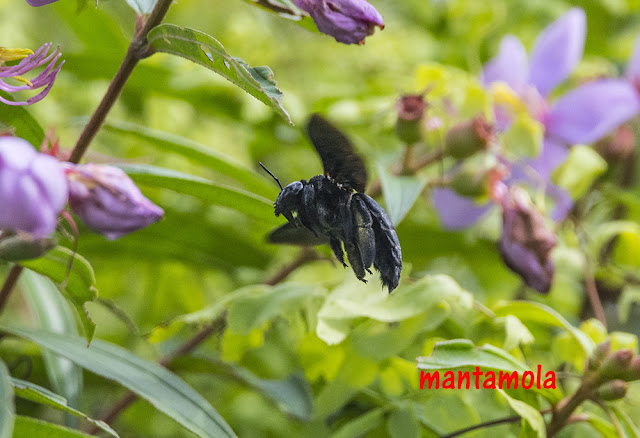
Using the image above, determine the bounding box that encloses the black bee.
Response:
[263,114,402,292]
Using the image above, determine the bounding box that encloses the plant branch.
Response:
[264,247,319,286]
[584,258,607,329]
[0,265,24,316]
[69,0,174,164]
[367,148,444,197]
[546,379,596,437]
[440,408,552,438]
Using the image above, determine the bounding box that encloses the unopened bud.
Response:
[445,115,492,159]
[448,154,497,198]
[498,188,557,293]
[588,340,612,371]
[595,379,628,401]
[396,94,427,144]
[600,349,634,380]
[621,356,640,381]
[594,125,634,163]
[0,233,56,261]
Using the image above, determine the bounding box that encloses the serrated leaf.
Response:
[0,92,45,147]
[20,247,97,343]
[119,164,279,225]
[10,378,117,437]
[493,301,595,357]
[147,24,291,123]
[12,416,94,438]
[102,120,276,199]
[20,271,83,426]
[0,360,14,438]
[378,165,426,226]
[0,326,237,438]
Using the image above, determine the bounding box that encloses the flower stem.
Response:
[0,265,24,316]
[546,378,596,437]
[69,0,175,164]
[441,409,552,438]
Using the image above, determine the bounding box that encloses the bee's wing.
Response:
[307,114,368,193]
[268,222,330,246]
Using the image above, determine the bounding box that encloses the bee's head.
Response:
[274,180,304,223]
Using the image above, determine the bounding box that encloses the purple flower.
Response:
[433,8,640,229]
[0,136,68,238]
[0,43,64,106]
[65,164,164,240]
[293,0,384,45]
[497,184,557,293]
[24,0,59,5]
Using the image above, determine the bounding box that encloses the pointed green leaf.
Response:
[378,165,426,226]
[10,378,118,437]
[20,248,97,343]
[20,270,83,426]
[496,389,545,438]
[330,408,386,438]
[0,360,14,438]
[119,164,279,225]
[0,326,237,438]
[147,24,291,123]
[102,120,276,198]
[12,416,94,438]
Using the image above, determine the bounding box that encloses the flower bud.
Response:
[445,115,493,159]
[0,232,56,261]
[498,188,557,293]
[65,164,164,240]
[595,379,628,401]
[0,137,68,238]
[448,154,497,198]
[293,0,384,45]
[588,340,612,371]
[621,356,640,381]
[594,124,634,163]
[599,349,634,380]
[396,94,427,144]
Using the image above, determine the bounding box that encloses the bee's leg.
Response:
[360,195,402,293]
[351,195,375,274]
[329,238,347,268]
[338,195,366,283]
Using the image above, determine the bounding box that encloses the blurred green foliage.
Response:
[2,0,640,437]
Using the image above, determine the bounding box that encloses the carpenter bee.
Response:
[262,114,402,292]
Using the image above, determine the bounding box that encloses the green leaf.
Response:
[119,164,279,226]
[123,0,156,14]
[147,24,291,124]
[20,270,83,425]
[493,301,595,357]
[0,360,14,438]
[102,120,277,199]
[583,413,619,438]
[0,91,45,147]
[611,406,640,438]
[330,408,386,438]
[20,247,98,343]
[12,416,94,438]
[378,165,427,226]
[496,389,545,438]
[553,145,607,199]
[417,339,562,403]
[387,405,421,438]
[227,283,322,335]
[10,378,118,437]
[502,114,543,159]
[589,221,640,262]
[0,326,237,438]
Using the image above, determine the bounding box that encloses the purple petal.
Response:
[24,0,60,5]
[626,33,640,83]
[546,183,573,221]
[529,8,586,96]
[481,35,529,91]
[431,188,493,229]
[528,138,569,181]
[546,79,640,145]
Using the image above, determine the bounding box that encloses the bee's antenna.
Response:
[259,162,283,191]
